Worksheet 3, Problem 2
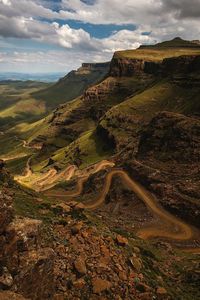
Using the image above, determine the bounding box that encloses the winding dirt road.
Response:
[48,167,196,242]
[15,154,198,244]
[82,170,194,241]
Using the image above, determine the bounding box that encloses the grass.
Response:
[6,155,30,175]
[52,129,113,170]
[115,48,200,61]
[100,77,200,144]
[32,65,108,106]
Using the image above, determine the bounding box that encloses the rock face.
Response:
[110,58,146,77]
[163,55,200,75]
[0,187,55,299]
[110,52,200,78]
[138,111,200,162]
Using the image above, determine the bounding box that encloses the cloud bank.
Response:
[0,0,199,72]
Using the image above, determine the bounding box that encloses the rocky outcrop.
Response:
[110,52,200,78]
[109,56,162,77]
[58,62,109,82]
[110,57,146,77]
[0,181,55,299]
[138,111,200,162]
[163,55,200,75]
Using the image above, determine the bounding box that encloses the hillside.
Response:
[0,62,109,169]
[21,38,200,164]
[32,62,110,107]
[0,161,200,300]
[8,38,199,226]
[1,37,200,299]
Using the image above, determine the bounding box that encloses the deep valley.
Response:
[0,37,200,300]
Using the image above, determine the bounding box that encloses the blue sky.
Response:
[0,0,199,73]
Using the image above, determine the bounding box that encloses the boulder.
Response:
[116,235,128,246]
[74,257,87,275]
[92,278,112,294]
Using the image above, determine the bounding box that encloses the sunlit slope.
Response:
[32,63,110,106]
[115,37,200,61]
[99,77,200,151]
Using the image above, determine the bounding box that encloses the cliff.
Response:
[138,111,200,162]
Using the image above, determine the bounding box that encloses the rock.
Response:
[15,248,55,300]
[67,201,78,207]
[0,159,5,169]
[138,111,200,163]
[129,257,142,271]
[139,292,153,300]
[71,222,83,235]
[136,283,151,293]
[0,267,13,288]
[157,287,167,295]
[73,278,86,289]
[92,278,112,294]
[0,192,13,234]
[116,235,128,246]
[54,203,71,214]
[0,291,28,300]
[133,247,140,254]
[74,257,87,275]
[6,218,42,253]
[118,271,127,281]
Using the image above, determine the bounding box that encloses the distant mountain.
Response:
[32,62,110,106]
[140,37,200,49]
[0,72,66,82]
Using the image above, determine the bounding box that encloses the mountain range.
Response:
[0,37,200,300]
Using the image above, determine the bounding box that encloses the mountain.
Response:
[0,72,66,82]
[140,37,200,49]
[0,62,109,167]
[15,37,200,223]
[32,62,110,107]
[0,38,200,300]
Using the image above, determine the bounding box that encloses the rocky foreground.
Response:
[0,162,200,299]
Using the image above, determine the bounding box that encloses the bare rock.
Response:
[72,278,86,289]
[0,267,13,289]
[129,257,142,271]
[71,222,83,235]
[53,203,71,214]
[0,192,13,234]
[74,257,87,275]
[92,277,112,294]
[15,248,55,300]
[157,287,167,295]
[0,291,29,300]
[116,235,128,246]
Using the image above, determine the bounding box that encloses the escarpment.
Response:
[138,111,200,162]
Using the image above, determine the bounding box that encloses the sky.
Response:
[0,0,200,73]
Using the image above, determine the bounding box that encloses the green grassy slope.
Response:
[115,37,200,61]
[99,77,200,151]
[0,63,109,169]
[32,63,109,107]
[3,38,200,178]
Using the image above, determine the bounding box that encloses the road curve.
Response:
[83,170,193,241]
[18,155,197,243]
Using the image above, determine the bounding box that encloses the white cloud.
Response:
[0,0,11,5]
[0,0,200,73]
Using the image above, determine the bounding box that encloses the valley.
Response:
[0,37,200,300]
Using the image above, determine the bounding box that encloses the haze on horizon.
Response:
[0,0,200,74]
